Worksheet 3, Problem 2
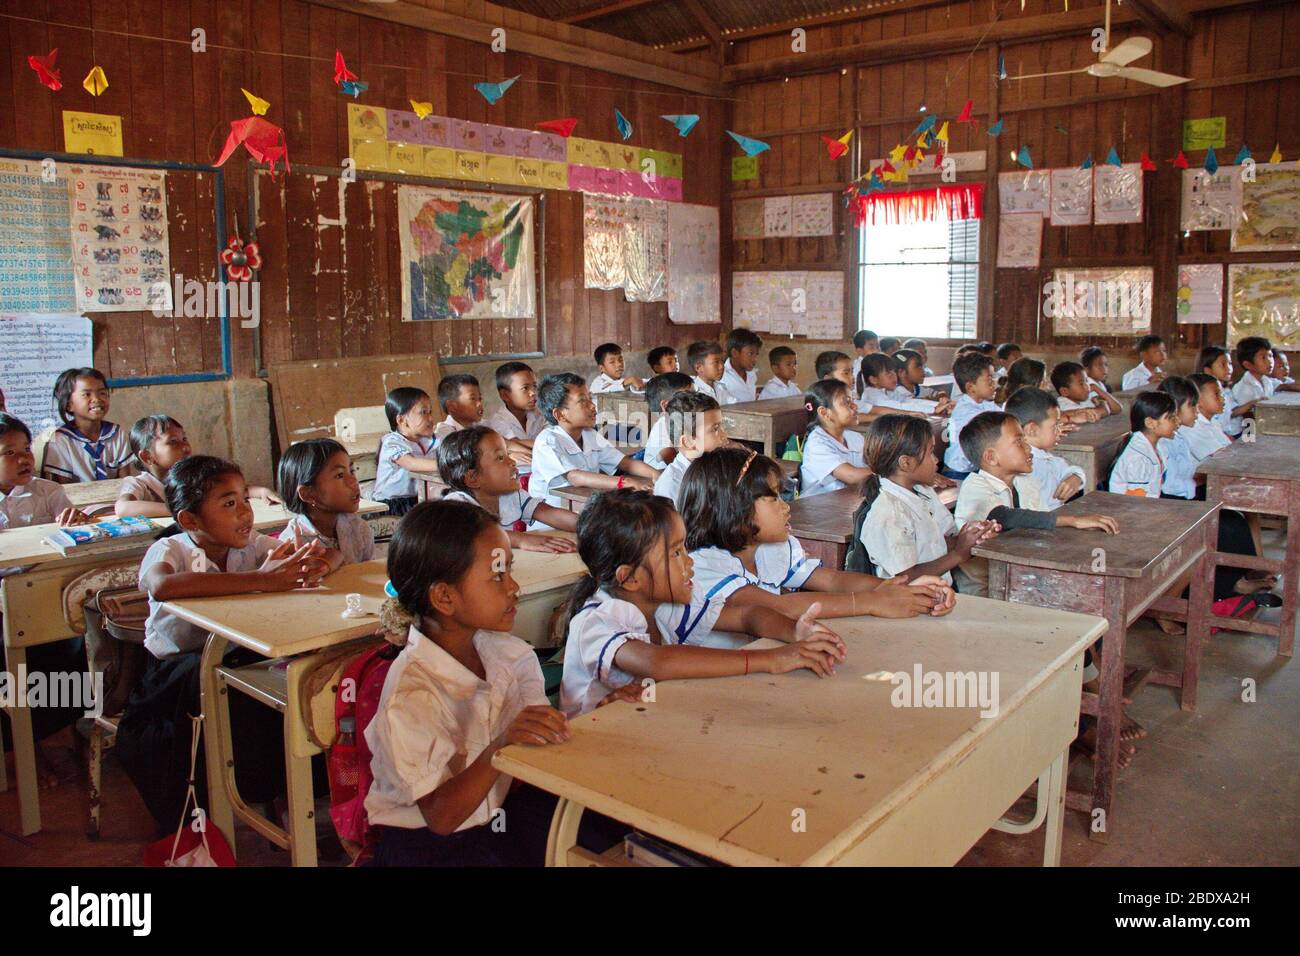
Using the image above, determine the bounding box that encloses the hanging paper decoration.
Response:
[1140,152,1157,172]
[1105,147,1122,167]
[998,55,1007,81]
[242,88,270,116]
[339,80,368,98]
[661,114,699,137]
[1080,154,1093,170]
[820,133,851,160]
[537,118,577,137]
[333,51,358,86]
[987,118,1004,136]
[935,121,949,144]
[1170,150,1189,169]
[849,184,984,228]
[727,130,770,156]
[1015,146,1033,169]
[220,232,263,282]
[82,65,109,97]
[1234,144,1251,165]
[888,144,908,164]
[1269,144,1282,164]
[911,115,937,138]
[474,75,518,105]
[411,100,433,119]
[956,99,975,124]
[27,48,61,91]
[614,109,632,140]
[904,144,919,162]
[1204,146,1219,175]
[215,117,290,178]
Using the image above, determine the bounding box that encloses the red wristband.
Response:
[617,476,626,489]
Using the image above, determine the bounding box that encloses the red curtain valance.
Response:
[851,183,984,227]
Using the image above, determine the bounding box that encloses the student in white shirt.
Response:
[647,345,679,377]
[721,328,761,403]
[588,342,646,394]
[900,338,936,378]
[856,413,996,590]
[373,387,439,515]
[41,367,133,483]
[652,391,726,507]
[1005,388,1089,509]
[432,374,484,442]
[1107,392,1178,497]
[530,373,658,524]
[1197,346,1242,436]
[1120,334,1168,391]
[1050,360,1121,419]
[1268,350,1299,391]
[856,353,940,417]
[561,489,845,712]
[435,425,577,551]
[116,456,331,827]
[277,437,375,569]
[759,346,802,400]
[641,372,694,470]
[800,379,871,497]
[850,329,880,396]
[894,349,954,410]
[486,362,545,466]
[1080,346,1113,395]
[1230,336,1279,433]
[687,340,732,405]
[995,343,1023,382]
[681,447,954,644]
[367,500,627,865]
[0,413,89,530]
[943,352,1002,478]
[955,412,1118,595]
[1185,373,1232,461]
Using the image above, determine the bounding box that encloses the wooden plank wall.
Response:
[0,0,726,379]
[728,0,1300,356]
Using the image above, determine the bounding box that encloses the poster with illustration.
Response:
[68,164,171,312]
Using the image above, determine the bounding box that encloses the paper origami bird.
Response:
[27,49,61,90]
[537,118,577,137]
[956,99,975,124]
[83,65,109,97]
[411,101,433,120]
[1170,150,1189,169]
[1140,152,1157,172]
[911,115,937,138]
[334,51,357,86]
[987,118,1004,136]
[661,114,700,137]
[1105,147,1122,167]
[1269,144,1282,164]
[474,76,518,105]
[1080,155,1093,170]
[242,88,270,116]
[998,54,1007,81]
[215,117,290,178]
[1015,146,1033,169]
[340,80,368,98]
[1204,146,1219,175]
[614,109,632,140]
[727,130,770,156]
[820,130,852,160]
[935,121,949,144]
[1234,144,1251,165]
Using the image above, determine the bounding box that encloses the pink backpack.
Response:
[327,641,400,857]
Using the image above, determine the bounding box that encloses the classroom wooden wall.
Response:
[726,0,1299,355]
[0,0,726,381]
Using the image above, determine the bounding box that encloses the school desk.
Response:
[493,595,1106,866]
[718,397,809,458]
[61,478,125,510]
[1254,392,1300,437]
[973,492,1218,841]
[340,433,386,484]
[1196,434,1300,656]
[849,415,947,454]
[166,545,587,865]
[0,498,383,836]
[592,390,648,429]
[550,460,801,514]
[787,482,961,571]
[1053,414,1132,490]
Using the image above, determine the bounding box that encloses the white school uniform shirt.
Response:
[589,372,626,395]
[282,511,375,565]
[800,426,865,497]
[364,625,546,830]
[1216,381,1242,437]
[859,478,956,585]
[944,395,1002,473]
[529,425,624,517]
[758,377,802,400]
[1232,370,1273,410]
[653,452,691,507]
[140,532,280,658]
[433,418,468,442]
[42,421,132,482]
[1120,363,1162,391]
[954,469,1045,596]
[1157,433,1196,500]
[1056,394,1098,413]
[642,415,672,470]
[441,488,544,530]
[484,405,545,442]
[1085,373,1109,393]
[1183,412,1231,463]
[722,360,757,404]
[693,375,732,405]
[857,385,936,414]
[372,431,436,502]
[118,471,165,504]
[1107,434,1164,497]
[1029,446,1087,510]
[687,538,821,648]
[561,589,724,716]
[0,478,74,530]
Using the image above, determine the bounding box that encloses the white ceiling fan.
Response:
[1009,0,1190,87]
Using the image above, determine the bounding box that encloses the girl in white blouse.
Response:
[1107,392,1179,497]
[799,379,871,497]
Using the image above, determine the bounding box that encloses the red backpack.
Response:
[327,641,401,859]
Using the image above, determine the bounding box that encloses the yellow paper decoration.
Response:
[82,65,108,97]
[411,100,433,119]
[241,88,270,116]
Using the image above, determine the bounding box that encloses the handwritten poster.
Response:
[1049,167,1093,226]
[1182,117,1226,151]
[68,164,171,312]
[998,170,1050,217]
[763,196,792,237]
[1176,264,1224,325]
[732,271,843,338]
[0,313,94,432]
[62,111,123,157]
[996,212,1043,269]
[791,193,834,237]
[0,158,77,312]
[733,197,764,239]
[1093,163,1144,224]
[666,203,719,325]
[1180,167,1242,231]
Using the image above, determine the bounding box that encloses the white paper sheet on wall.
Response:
[1049,167,1093,226]
[998,170,1051,217]
[996,212,1042,269]
[1180,167,1242,232]
[732,271,843,339]
[0,312,94,431]
[763,195,792,236]
[667,202,719,325]
[1093,163,1144,224]
[791,193,834,237]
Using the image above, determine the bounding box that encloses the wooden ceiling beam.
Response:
[561,0,660,25]
[1126,0,1195,35]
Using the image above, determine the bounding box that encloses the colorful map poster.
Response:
[1232,163,1300,252]
[397,186,535,322]
[1228,262,1300,348]
[0,158,77,312]
[68,164,171,312]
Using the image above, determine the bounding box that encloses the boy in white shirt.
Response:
[647,345,679,376]
[1185,373,1232,460]
[721,328,760,403]
[0,413,89,530]
[758,346,802,400]
[1231,337,1279,420]
[1005,387,1088,510]
[994,343,1022,381]
[589,342,646,394]
[485,362,545,465]
[1268,350,1298,391]
[943,352,1002,478]
[901,338,936,377]
[652,391,726,507]
[1120,334,1168,391]
[641,372,694,470]
[857,353,939,416]
[687,340,732,404]
[1080,346,1112,394]
[850,329,879,393]
[432,373,484,442]
[955,411,1119,594]
[1051,360,1121,418]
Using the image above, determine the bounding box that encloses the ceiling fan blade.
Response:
[1101,36,1153,66]
[1009,67,1089,81]
[1115,66,1191,87]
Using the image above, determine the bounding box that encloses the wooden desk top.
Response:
[1053,414,1131,452]
[923,374,955,388]
[62,478,125,508]
[723,396,808,416]
[164,544,586,657]
[1195,434,1300,482]
[972,491,1217,578]
[1257,392,1300,408]
[493,596,1105,866]
[788,487,861,543]
[553,459,800,506]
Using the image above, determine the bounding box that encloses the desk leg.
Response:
[1280,492,1300,657]
[1042,750,1067,867]
[545,797,586,867]
[1182,521,1216,711]
[1088,580,1127,843]
[284,729,318,868]
[4,644,41,835]
[199,633,236,856]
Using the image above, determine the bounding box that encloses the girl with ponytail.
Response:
[799,378,871,497]
[857,415,998,589]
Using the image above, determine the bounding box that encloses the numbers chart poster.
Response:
[0,158,77,313]
[68,165,171,312]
